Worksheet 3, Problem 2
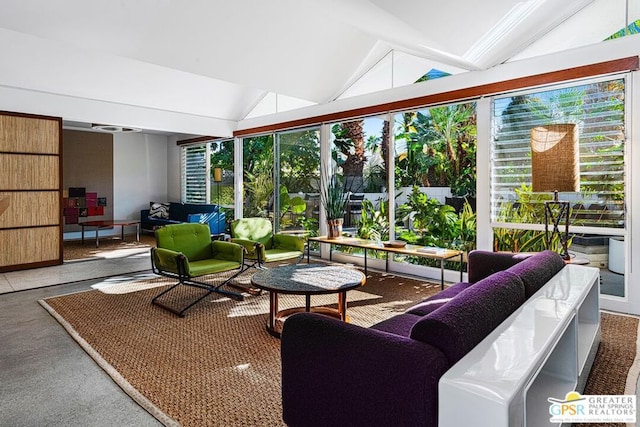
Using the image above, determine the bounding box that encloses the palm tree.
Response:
[332,120,366,191]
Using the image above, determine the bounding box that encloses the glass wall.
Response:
[242,134,274,218]
[209,138,235,223]
[275,128,320,233]
[327,116,390,256]
[241,128,320,234]
[389,102,477,271]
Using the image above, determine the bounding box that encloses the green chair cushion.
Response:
[261,249,304,263]
[155,222,212,261]
[188,259,242,277]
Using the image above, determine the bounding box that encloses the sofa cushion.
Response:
[149,202,170,219]
[410,270,525,366]
[507,250,565,299]
[370,313,421,337]
[405,281,474,316]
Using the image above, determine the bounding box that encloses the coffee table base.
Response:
[266,290,349,338]
[267,306,347,338]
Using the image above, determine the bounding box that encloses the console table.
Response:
[308,236,463,289]
[80,219,140,248]
[439,264,601,427]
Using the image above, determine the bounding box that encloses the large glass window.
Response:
[276,129,320,233]
[328,116,390,249]
[392,102,477,269]
[491,80,625,231]
[181,138,235,210]
[241,129,320,235]
[242,135,274,218]
[491,78,626,296]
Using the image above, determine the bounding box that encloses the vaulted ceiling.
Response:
[0,0,637,134]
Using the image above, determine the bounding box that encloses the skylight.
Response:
[336,50,466,101]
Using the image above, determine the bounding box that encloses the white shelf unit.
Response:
[439,265,600,427]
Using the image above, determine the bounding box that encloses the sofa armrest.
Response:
[467,250,533,283]
[281,312,450,427]
[273,233,305,252]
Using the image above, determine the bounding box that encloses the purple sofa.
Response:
[280,250,565,427]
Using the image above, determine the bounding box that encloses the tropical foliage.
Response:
[394,103,477,197]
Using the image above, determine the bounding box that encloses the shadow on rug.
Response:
[63,234,156,261]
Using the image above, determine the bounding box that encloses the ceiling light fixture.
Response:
[91,124,141,133]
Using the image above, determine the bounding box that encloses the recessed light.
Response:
[91,124,141,133]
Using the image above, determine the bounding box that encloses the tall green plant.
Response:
[357,199,390,242]
[320,169,349,220]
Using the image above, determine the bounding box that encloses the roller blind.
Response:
[491,78,625,229]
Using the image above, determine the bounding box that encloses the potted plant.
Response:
[320,172,349,238]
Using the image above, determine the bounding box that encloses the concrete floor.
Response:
[0,253,160,426]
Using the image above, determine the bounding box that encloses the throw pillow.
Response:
[149,202,170,219]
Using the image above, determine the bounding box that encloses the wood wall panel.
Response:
[0,111,62,271]
[0,115,59,154]
[0,154,59,190]
[0,227,60,267]
[0,192,59,228]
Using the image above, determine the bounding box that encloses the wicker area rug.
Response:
[39,267,640,427]
[39,264,441,426]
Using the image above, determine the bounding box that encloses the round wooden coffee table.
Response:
[251,264,366,337]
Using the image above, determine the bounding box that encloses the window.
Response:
[491,78,625,235]
[181,143,208,203]
[181,139,235,206]
[392,102,478,265]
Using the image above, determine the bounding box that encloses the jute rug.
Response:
[39,263,441,426]
[39,266,640,427]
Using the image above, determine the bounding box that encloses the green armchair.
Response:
[151,222,246,317]
[230,217,306,268]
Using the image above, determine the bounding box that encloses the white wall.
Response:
[113,132,169,220]
[63,131,169,240]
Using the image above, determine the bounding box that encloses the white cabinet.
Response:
[439,265,600,427]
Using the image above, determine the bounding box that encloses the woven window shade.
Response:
[531,124,580,192]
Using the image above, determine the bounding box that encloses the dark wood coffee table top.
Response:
[251,264,365,295]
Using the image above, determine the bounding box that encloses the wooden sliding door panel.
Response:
[0,154,59,189]
[0,115,59,154]
[0,227,60,268]
[0,111,62,271]
[0,192,59,228]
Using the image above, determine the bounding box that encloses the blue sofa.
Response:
[281,250,566,427]
[140,202,226,234]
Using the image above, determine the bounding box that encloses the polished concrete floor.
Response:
[0,252,160,426]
